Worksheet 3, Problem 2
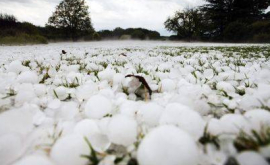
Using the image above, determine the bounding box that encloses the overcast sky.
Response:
[0,0,205,35]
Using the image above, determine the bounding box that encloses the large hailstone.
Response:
[74,119,110,152]
[53,86,69,101]
[98,67,116,82]
[159,79,176,92]
[74,119,100,136]
[113,73,125,86]
[259,145,270,158]
[17,71,38,84]
[137,125,199,165]
[56,101,79,120]
[8,60,27,74]
[159,103,205,140]
[50,135,90,165]
[119,100,139,118]
[219,114,250,134]
[0,134,24,165]
[137,102,163,127]
[236,151,268,165]
[75,83,98,101]
[15,90,36,106]
[0,109,33,136]
[216,81,235,93]
[34,84,47,97]
[84,95,112,119]
[203,69,214,79]
[14,155,54,165]
[108,114,137,146]
[244,109,270,131]
[207,118,224,136]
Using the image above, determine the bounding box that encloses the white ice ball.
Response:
[74,119,100,136]
[137,102,163,127]
[56,101,78,120]
[113,73,125,86]
[216,81,235,93]
[84,95,112,119]
[14,155,54,165]
[8,60,27,74]
[159,79,176,92]
[137,125,199,165]
[236,151,268,165]
[50,135,89,165]
[259,145,270,158]
[54,86,69,101]
[0,109,33,136]
[34,84,47,97]
[119,100,139,118]
[47,99,61,109]
[108,114,137,146]
[75,84,98,101]
[74,119,110,152]
[219,114,250,134]
[0,134,23,165]
[98,68,116,82]
[17,71,38,84]
[159,103,205,140]
[244,109,270,131]
[203,69,214,79]
[15,90,36,106]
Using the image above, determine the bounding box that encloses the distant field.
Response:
[0,41,270,165]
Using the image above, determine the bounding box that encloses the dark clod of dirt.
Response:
[62,50,67,54]
[125,74,152,98]
[119,53,127,57]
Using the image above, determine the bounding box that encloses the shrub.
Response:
[253,33,270,43]
[0,33,48,45]
[92,32,101,41]
[223,21,250,42]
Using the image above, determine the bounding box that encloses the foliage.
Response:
[0,13,17,27]
[223,21,250,42]
[165,0,270,42]
[234,126,270,152]
[0,33,48,45]
[199,125,220,150]
[165,8,205,40]
[47,0,94,41]
[92,32,101,41]
[98,27,161,40]
[0,14,48,45]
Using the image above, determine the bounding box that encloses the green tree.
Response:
[131,29,146,40]
[233,0,270,21]
[201,0,235,39]
[0,13,17,28]
[164,9,205,40]
[223,21,250,41]
[202,0,270,39]
[47,0,94,41]
[113,27,125,38]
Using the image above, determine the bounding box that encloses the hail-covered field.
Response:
[0,41,270,165]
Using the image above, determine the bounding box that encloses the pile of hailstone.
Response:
[0,45,270,165]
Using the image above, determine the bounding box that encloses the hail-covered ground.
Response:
[0,41,270,165]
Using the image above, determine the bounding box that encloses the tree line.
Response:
[165,0,270,42]
[0,14,48,44]
[1,0,270,44]
[98,28,161,40]
[0,0,161,44]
